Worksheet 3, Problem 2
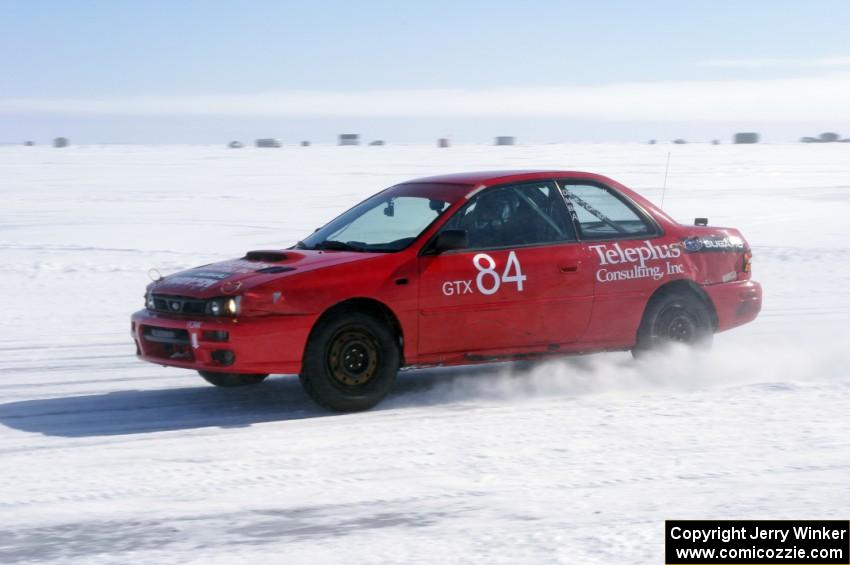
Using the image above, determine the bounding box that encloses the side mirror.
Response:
[429,199,446,212]
[428,229,468,254]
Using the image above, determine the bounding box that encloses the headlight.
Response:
[207,296,241,317]
[145,293,156,310]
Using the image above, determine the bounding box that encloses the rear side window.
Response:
[560,182,655,239]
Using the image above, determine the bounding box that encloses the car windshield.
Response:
[296,183,457,252]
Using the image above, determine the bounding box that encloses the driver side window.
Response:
[440,182,576,249]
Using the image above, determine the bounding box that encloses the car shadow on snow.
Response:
[0,361,549,438]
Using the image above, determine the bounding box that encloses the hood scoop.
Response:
[255,266,295,274]
[244,250,288,262]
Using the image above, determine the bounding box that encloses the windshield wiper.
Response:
[312,240,367,252]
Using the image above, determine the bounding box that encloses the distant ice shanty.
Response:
[733,132,760,144]
[437,138,450,148]
[53,137,69,148]
[255,138,281,148]
[495,136,515,146]
[672,138,687,144]
[24,141,34,146]
[339,134,360,146]
[800,132,846,143]
[301,141,310,147]
[369,140,385,146]
[228,141,244,148]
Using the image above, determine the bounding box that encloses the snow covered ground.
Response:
[1,143,849,564]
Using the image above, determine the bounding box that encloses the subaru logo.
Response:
[683,237,703,253]
[169,300,181,311]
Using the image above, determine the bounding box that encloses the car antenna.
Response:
[660,151,671,209]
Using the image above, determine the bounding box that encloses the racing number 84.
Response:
[472,251,526,295]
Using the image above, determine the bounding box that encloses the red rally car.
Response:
[132,171,762,411]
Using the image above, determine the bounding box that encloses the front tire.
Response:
[299,311,400,412]
[198,371,268,387]
[632,289,713,357]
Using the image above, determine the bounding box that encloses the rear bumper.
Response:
[703,279,762,332]
[130,309,314,375]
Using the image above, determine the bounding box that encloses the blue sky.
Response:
[2,1,850,142]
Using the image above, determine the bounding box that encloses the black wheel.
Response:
[198,371,268,387]
[299,311,400,412]
[632,289,713,357]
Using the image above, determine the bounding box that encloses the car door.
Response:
[417,181,594,359]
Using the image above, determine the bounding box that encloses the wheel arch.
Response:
[307,297,405,364]
[640,279,718,333]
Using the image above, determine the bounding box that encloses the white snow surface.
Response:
[1,143,849,563]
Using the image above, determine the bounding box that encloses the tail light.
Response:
[741,250,752,274]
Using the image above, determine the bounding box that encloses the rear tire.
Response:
[198,371,268,387]
[299,311,399,412]
[632,289,713,358]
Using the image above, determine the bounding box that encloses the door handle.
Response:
[558,262,580,274]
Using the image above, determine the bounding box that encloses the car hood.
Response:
[149,249,381,298]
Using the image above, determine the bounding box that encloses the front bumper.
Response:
[703,279,762,332]
[130,309,314,375]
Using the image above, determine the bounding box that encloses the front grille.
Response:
[142,326,191,345]
[140,325,195,362]
[150,294,207,315]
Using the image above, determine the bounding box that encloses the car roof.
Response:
[395,169,675,228]
[401,170,613,191]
